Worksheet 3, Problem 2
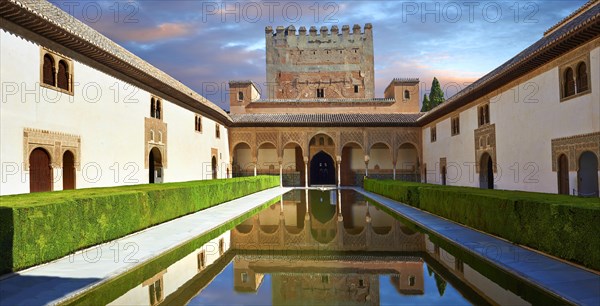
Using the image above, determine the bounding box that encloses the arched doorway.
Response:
[29,148,52,192]
[63,150,76,190]
[479,153,494,189]
[282,142,304,186]
[211,156,218,179]
[341,142,364,186]
[557,154,569,195]
[397,143,419,182]
[441,166,447,185]
[578,151,598,197]
[232,142,253,177]
[149,147,163,183]
[310,151,335,185]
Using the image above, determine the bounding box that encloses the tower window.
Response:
[354,85,359,93]
[238,91,244,101]
[316,88,324,98]
[404,90,410,99]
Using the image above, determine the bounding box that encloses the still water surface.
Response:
[104,189,561,306]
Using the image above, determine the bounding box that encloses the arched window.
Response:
[576,62,588,93]
[57,60,69,90]
[238,91,244,101]
[156,100,162,119]
[151,98,156,118]
[150,130,155,142]
[564,68,575,97]
[158,131,163,143]
[404,90,410,99]
[43,54,55,86]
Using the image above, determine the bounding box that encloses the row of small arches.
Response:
[563,61,589,98]
[42,53,70,91]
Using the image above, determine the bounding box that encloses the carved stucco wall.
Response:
[551,132,600,171]
[23,128,81,170]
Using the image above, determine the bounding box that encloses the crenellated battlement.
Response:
[266,24,372,46]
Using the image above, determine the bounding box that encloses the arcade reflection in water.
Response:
[107,190,556,306]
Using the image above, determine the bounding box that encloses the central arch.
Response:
[310,151,336,185]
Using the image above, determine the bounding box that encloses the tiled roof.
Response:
[418,1,599,124]
[0,0,231,124]
[230,113,423,127]
[253,98,395,103]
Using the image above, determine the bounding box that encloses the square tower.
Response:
[265,24,375,99]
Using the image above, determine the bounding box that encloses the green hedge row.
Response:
[0,176,279,274]
[364,179,600,270]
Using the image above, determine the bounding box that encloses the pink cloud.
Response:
[108,22,195,42]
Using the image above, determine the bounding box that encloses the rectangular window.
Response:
[238,91,244,101]
[354,85,359,93]
[215,123,221,139]
[430,126,437,143]
[451,116,460,136]
[316,88,324,98]
[241,272,249,283]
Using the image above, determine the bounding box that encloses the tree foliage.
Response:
[429,77,445,108]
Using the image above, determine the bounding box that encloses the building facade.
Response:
[0,0,598,196]
[0,0,231,196]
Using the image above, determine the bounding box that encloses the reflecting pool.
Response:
[97,189,562,306]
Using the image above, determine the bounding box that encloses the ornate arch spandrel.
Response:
[552,132,600,171]
[23,128,81,170]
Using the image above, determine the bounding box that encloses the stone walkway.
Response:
[354,187,600,306]
[0,187,291,306]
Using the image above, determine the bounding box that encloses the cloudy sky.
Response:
[50,0,587,110]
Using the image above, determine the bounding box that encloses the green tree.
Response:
[421,94,430,112]
[430,77,445,108]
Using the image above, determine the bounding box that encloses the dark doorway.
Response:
[63,151,76,190]
[578,151,598,197]
[479,153,494,189]
[30,148,52,193]
[149,147,163,183]
[441,166,447,185]
[212,156,218,179]
[557,154,569,195]
[310,151,335,185]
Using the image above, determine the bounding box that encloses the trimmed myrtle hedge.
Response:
[364,179,600,270]
[0,176,279,274]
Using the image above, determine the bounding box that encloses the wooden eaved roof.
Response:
[0,0,231,125]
